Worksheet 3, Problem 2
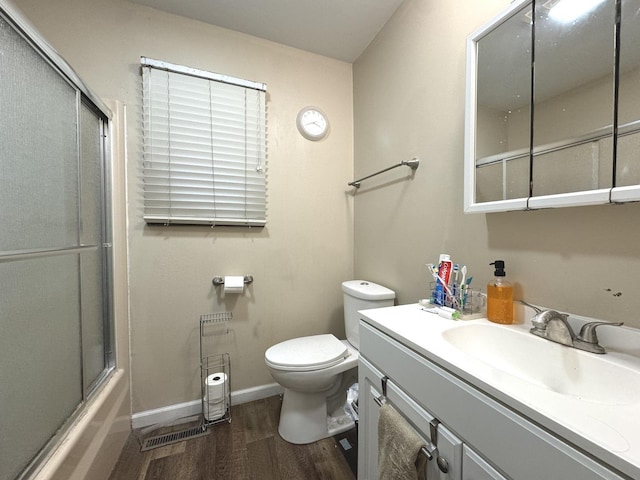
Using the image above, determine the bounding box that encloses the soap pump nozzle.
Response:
[490,260,506,277]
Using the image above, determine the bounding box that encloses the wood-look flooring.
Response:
[108,395,357,480]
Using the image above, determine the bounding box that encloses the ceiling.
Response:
[128,0,406,63]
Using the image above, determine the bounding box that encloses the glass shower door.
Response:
[0,11,111,480]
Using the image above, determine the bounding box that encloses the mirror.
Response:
[615,0,640,191]
[465,0,640,213]
[474,2,531,206]
[531,0,615,202]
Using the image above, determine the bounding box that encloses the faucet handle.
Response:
[577,321,624,345]
[531,310,567,329]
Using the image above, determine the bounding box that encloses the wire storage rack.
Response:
[200,312,232,426]
[428,282,486,319]
[138,312,232,451]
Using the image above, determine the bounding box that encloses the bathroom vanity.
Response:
[357,304,640,479]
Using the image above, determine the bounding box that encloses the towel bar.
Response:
[375,376,449,472]
[419,445,435,462]
[348,157,419,188]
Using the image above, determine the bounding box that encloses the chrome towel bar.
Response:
[348,157,419,188]
[374,375,449,472]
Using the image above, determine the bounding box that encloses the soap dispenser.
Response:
[487,260,513,324]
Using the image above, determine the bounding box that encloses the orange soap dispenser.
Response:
[487,260,514,324]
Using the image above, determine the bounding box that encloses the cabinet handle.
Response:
[429,419,449,473]
[436,455,449,474]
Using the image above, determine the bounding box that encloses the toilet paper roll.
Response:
[204,372,228,421]
[205,372,227,403]
[205,402,226,421]
[223,276,245,294]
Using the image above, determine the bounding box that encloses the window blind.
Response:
[141,58,267,226]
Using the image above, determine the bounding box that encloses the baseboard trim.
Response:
[131,382,283,429]
[232,382,283,405]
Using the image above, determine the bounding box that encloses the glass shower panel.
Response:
[0,255,82,480]
[81,249,106,392]
[79,102,107,392]
[80,102,103,246]
[0,16,78,253]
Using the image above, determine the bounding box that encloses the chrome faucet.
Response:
[529,310,623,354]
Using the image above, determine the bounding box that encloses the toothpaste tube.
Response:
[436,306,460,320]
[434,254,452,305]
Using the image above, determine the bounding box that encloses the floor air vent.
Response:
[140,425,209,451]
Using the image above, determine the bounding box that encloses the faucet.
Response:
[529,310,623,354]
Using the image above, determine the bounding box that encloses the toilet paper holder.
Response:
[212,275,253,287]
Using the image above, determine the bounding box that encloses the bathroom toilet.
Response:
[264,280,395,444]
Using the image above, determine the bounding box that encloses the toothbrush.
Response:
[462,276,473,309]
[458,265,467,306]
[452,264,459,299]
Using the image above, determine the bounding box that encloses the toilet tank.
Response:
[342,280,395,350]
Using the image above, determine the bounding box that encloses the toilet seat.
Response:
[265,334,349,372]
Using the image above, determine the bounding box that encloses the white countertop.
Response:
[359,303,640,479]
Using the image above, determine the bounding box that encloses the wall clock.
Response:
[296,106,329,141]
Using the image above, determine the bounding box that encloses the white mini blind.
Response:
[141,58,267,226]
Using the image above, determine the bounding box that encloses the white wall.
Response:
[353,0,640,328]
[14,0,354,415]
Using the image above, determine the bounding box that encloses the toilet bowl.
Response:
[264,280,395,444]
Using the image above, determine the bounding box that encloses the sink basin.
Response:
[441,323,640,405]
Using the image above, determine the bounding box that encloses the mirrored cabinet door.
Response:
[530,0,616,202]
[475,3,531,205]
[614,0,640,191]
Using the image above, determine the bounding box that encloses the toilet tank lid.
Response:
[341,280,395,300]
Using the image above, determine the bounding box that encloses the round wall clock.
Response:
[296,106,329,141]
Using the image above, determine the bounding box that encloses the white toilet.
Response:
[264,280,395,444]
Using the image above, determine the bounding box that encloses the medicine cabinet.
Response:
[464,0,640,213]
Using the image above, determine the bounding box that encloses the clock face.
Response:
[297,107,329,140]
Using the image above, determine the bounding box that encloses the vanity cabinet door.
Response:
[358,357,463,480]
[358,358,383,480]
[462,445,508,480]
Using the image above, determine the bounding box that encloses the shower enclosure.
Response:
[0,3,114,479]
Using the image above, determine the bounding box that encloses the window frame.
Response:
[141,57,268,227]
